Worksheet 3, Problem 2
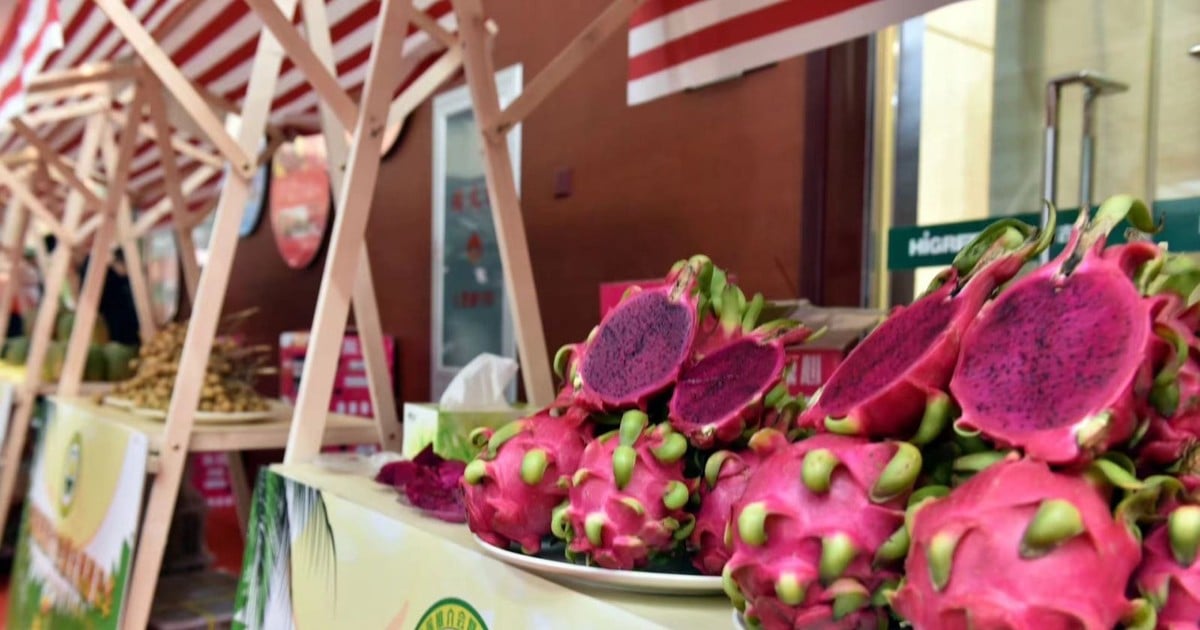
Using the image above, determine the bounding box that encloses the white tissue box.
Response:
[402,403,529,462]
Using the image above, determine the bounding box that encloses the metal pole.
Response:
[1078,86,1098,217]
[1040,81,1061,263]
[1040,70,1127,262]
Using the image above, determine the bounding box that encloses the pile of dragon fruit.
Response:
[459,194,1200,629]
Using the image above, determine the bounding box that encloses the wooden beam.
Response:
[20,96,110,126]
[11,118,105,211]
[0,148,38,167]
[130,165,219,238]
[411,7,457,48]
[74,212,102,244]
[0,163,70,243]
[0,199,29,341]
[26,60,139,93]
[243,0,359,132]
[61,91,147,395]
[284,0,412,462]
[386,45,463,133]
[117,199,158,342]
[493,0,642,134]
[108,110,224,169]
[453,0,555,406]
[0,112,106,554]
[94,0,255,176]
[24,80,113,107]
[144,72,201,301]
[58,214,116,395]
[301,0,402,452]
[120,0,295,623]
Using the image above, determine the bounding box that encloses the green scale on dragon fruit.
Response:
[689,428,790,576]
[1133,253,1200,471]
[892,458,1156,630]
[950,195,1162,465]
[462,405,593,554]
[723,434,923,630]
[797,209,1056,445]
[554,255,812,448]
[1135,504,1200,629]
[552,410,696,570]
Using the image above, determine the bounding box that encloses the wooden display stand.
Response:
[0,1,471,628]
[0,0,653,627]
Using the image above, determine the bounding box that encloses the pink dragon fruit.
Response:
[554,256,712,412]
[892,458,1152,629]
[1135,505,1200,629]
[553,410,696,570]
[690,429,789,576]
[724,434,923,629]
[668,319,813,448]
[951,195,1161,465]
[798,213,1055,443]
[461,407,592,553]
[1137,257,1200,469]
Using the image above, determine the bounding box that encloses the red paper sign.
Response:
[785,348,846,397]
[269,135,331,269]
[279,331,397,418]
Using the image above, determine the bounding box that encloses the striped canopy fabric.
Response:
[0,0,455,216]
[627,0,959,106]
[0,0,63,124]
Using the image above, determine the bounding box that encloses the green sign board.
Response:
[888,197,1200,270]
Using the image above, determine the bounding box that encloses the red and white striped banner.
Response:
[627,0,958,106]
[0,0,454,218]
[0,0,63,124]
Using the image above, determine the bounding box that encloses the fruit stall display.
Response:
[0,309,136,383]
[379,194,1200,629]
[104,310,271,414]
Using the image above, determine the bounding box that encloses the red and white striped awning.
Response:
[0,0,455,216]
[0,0,63,124]
[627,0,958,106]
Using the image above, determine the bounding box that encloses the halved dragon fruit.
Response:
[554,256,711,412]
[951,195,1161,465]
[798,212,1055,442]
[892,458,1152,629]
[461,406,592,553]
[690,429,789,576]
[668,320,813,448]
[724,434,923,629]
[1135,505,1200,628]
[553,410,696,570]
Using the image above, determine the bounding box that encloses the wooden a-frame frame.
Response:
[0,0,603,625]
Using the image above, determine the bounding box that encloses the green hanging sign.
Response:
[887,197,1200,270]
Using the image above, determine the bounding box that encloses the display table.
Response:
[49,396,379,454]
[236,462,733,629]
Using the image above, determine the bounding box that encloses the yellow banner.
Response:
[235,463,732,629]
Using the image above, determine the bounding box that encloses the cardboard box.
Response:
[402,403,528,462]
[772,300,884,396]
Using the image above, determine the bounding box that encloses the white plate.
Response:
[472,534,723,595]
[130,399,283,424]
[732,609,748,629]
[103,396,134,409]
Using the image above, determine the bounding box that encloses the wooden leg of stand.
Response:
[301,0,401,452]
[119,5,291,625]
[0,114,106,544]
[226,451,251,536]
[284,0,411,462]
